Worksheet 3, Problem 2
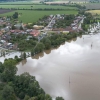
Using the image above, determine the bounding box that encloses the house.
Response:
[14,23,22,29]
[33,25,44,29]
[62,31,69,33]
[26,29,32,33]
[30,30,40,37]
[4,26,11,32]
[56,14,61,19]
[10,30,15,33]
[1,40,6,43]
[50,15,53,18]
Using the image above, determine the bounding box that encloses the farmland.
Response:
[86,10,100,14]
[81,3,100,10]
[0,1,78,23]
[0,1,40,4]
[0,10,78,23]
[0,4,78,10]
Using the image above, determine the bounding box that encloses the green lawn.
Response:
[0,10,78,23]
[0,4,78,10]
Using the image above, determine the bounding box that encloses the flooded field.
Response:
[1,33,100,100]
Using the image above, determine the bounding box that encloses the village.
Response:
[0,14,85,56]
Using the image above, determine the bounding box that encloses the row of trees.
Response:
[0,7,78,11]
[31,32,82,56]
[0,58,64,100]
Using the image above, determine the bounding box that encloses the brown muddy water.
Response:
[1,34,100,100]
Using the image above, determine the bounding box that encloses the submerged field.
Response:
[0,10,78,23]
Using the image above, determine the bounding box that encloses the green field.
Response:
[0,4,78,10]
[0,10,78,23]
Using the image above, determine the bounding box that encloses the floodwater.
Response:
[1,33,100,100]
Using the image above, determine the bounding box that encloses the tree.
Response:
[12,25,16,30]
[0,62,4,73]
[19,92,25,99]
[13,12,18,19]
[56,97,64,100]
[2,85,17,100]
[45,94,52,100]
[13,73,36,98]
[28,97,37,100]
[23,52,26,59]
[24,95,30,100]
[41,38,51,49]
[1,59,17,82]
[20,26,23,30]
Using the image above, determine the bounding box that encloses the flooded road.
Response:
[1,34,100,100]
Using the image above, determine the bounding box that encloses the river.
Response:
[1,33,100,100]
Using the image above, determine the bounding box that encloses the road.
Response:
[44,15,55,31]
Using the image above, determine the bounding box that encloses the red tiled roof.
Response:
[14,30,21,33]
[10,30,15,33]
[30,30,40,37]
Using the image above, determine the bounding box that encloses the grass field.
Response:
[0,10,78,23]
[0,4,78,10]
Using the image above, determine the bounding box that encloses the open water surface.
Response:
[1,34,100,100]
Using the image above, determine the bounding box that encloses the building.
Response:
[30,30,40,37]
[33,25,44,29]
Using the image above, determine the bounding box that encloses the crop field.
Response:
[0,10,78,23]
[86,10,100,14]
[81,3,100,9]
[0,4,78,10]
[0,1,40,4]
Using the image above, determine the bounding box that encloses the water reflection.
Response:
[21,59,27,66]
[32,52,44,59]
[44,49,51,54]
[72,37,77,41]
[79,35,82,38]
[67,39,72,43]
